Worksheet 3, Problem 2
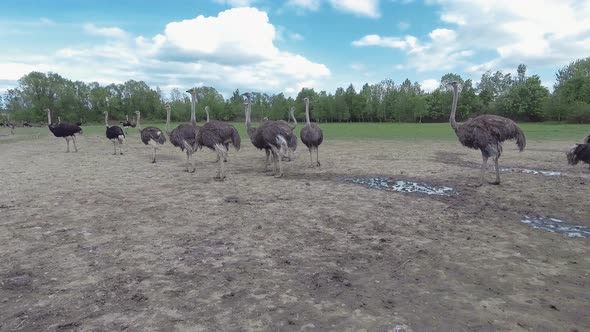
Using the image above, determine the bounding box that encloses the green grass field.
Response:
[1,122,588,143]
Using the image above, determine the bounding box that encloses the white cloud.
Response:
[0,8,330,98]
[328,0,380,18]
[420,79,439,92]
[214,0,259,6]
[83,23,129,39]
[353,1,590,78]
[39,17,56,25]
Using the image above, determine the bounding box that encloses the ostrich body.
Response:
[566,135,590,169]
[584,135,590,144]
[135,111,166,163]
[104,111,125,155]
[45,108,82,152]
[197,120,241,180]
[167,92,200,172]
[448,81,526,186]
[300,97,323,167]
[245,101,291,177]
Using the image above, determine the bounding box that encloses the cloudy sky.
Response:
[1,0,589,97]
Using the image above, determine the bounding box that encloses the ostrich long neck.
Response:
[449,86,459,133]
[190,91,197,126]
[104,112,109,127]
[305,100,310,124]
[47,109,52,125]
[126,114,129,121]
[165,108,171,134]
[289,108,297,129]
[206,107,210,123]
[136,113,142,130]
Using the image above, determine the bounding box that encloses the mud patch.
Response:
[501,168,562,177]
[341,177,455,196]
[521,216,590,238]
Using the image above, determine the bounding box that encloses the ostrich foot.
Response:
[467,183,483,187]
[488,181,501,185]
[316,161,321,167]
[214,176,226,181]
[275,173,284,178]
[151,159,156,164]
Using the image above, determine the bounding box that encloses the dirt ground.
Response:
[1,128,589,332]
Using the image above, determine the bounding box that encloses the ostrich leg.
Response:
[65,137,70,153]
[113,141,117,155]
[72,136,78,152]
[490,155,501,185]
[152,148,156,163]
[476,155,488,186]
[308,148,314,168]
[316,147,321,167]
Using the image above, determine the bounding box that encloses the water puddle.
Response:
[342,177,455,196]
[500,168,562,177]
[521,216,590,238]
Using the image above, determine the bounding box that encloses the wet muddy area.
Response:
[341,176,456,196]
[0,134,589,331]
[521,215,590,238]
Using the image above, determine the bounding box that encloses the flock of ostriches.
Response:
[36,82,590,184]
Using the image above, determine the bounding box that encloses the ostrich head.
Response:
[165,104,171,111]
[134,111,140,116]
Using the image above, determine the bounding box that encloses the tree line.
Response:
[2,57,590,124]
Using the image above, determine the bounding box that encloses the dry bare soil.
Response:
[1,129,589,332]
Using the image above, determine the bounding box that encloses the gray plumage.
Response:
[204,106,240,163]
[135,111,166,163]
[272,106,298,161]
[170,123,199,172]
[300,97,323,167]
[566,135,590,169]
[45,108,81,152]
[245,101,292,177]
[448,81,526,185]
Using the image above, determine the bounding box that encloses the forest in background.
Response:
[2,57,590,124]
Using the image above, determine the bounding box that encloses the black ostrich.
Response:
[166,93,199,172]
[197,119,241,180]
[300,97,323,167]
[244,100,292,177]
[447,81,526,186]
[135,110,166,163]
[566,135,590,170]
[103,111,125,155]
[45,108,82,152]
[120,115,136,135]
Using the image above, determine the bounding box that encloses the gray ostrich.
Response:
[566,135,590,169]
[300,97,324,167]
[135,110,166,163]
[204,105,241,163]
[447,81,526,186]
[167,91,200,172]
[244,100,292,177]
[273,106,298,161]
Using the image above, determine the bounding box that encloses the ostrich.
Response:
[45,108,82,152]
[265,107,298,161]
[204,105,241,163]
[447,81,526,186]
[167,91,199,172]
[584,135,590,144]
[300,97,323,167]
[197,116,241,180]
[120,115,135,135]
[566,143,590,169]
[104,111,125,155]
[135,110,166,163]
[244,100,291,177]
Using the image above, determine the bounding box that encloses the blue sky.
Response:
[1,0,589,98]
